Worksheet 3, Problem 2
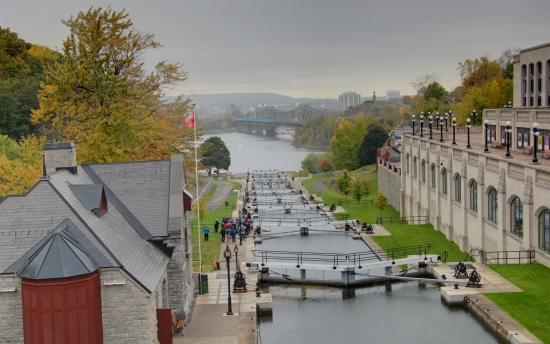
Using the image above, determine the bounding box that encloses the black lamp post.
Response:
[471,110,478,126]
[452,117,457,145]
[484,119,489,152]
[224,245,234,315]
[466,118,471,148]
[435,112,440,130]
[234,245,239,270]
[439,117,444,142]
[533,122,540,163]
[420,113,424,137]
[505,121,511,157]
[429,115,433,140]
[412,115,416,135]
[446,111,451,131]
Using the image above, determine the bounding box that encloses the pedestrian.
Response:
[231,226,237,243]
[203,226,209,242]
[221,225,225,242]
[214,219,219,233]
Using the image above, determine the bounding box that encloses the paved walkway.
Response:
[207,181,233,208]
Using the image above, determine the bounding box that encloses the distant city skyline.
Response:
[2,1,550,99]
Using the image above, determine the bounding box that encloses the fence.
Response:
[207,204,236,212]
[375,216,429,225]
[484,250,535,265]
[338,199,374,206]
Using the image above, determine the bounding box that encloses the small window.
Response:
[441,168,447,195]
[539,209,550,253]
[413,157,417,179]
[470,181,478,213]
[488,187,498,224]
[455,174,461,203]
[510,197,523,238]
[406,154,410,174]
[421,160,426,183]
[431,165,436,189]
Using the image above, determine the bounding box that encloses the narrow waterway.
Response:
[204,132,324,173]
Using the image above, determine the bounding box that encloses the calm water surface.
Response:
[204,132,324,173]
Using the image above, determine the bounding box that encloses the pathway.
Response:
[207,181,233,208]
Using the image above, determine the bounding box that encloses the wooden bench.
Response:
[523,145,532,154]
[541,150,550,159]
[491,140,503,148]
[172,313,185,336]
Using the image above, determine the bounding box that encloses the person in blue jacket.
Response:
[203,226,209,241]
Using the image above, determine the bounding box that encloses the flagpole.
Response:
[192,103,203,293]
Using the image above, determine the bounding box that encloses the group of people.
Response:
[204,217,252,243]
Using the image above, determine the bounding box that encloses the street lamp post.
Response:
[420,113,424,137]
[452,117,457,145]
[484,119,489,152]
[234,245,239,270]
[533,122,540,163]
[435,112,440,131]
[505,121,512,157]
[445,112,449,132]
[466,118,471,148]
[429,115,433,140]
[439,117,444,142]
[412,115,416,135]
[224,245,234,315]
[471,110,478,126]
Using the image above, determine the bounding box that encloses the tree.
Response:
[457,56,503,89]
[336,169,352,198]
[192,197,209,224]
[200,136,231,171]
[424,82,446,102]
[402,95,413,105]
[319,157,333,175]
[374,192,388,216]
[301,153,320,174]
[302,167,309,177]
[32,7,190,163]
[498,47,520,80]
[411,74,441,95]
[331,121,366,170]
[360,179,372,200]
[351,180,362,202]
[357,124,388,166]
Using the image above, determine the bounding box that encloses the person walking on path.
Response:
[214,219,219,233]
[203,226,209,241]
[221,226,226,242]
[231,225,237,243]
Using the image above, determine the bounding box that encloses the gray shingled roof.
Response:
[87,160,171,237]
[70,184,104,216]
[5,218,110,279]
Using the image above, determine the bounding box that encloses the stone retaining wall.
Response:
[377,160,401,212]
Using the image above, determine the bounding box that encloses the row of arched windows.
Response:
[521,61,550,107]
[407,155,550,253]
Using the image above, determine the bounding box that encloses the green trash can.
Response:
[225,201,229,206]
[201,274,208,294]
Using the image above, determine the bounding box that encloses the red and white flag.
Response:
[185,111,195,128]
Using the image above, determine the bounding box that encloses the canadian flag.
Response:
[185,111,195,128]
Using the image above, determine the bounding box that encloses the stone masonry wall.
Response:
[101,269,166,344]
[378,164,401,213]
[0,276,23,344]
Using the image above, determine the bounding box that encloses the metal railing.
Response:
[383,244,432,261]
[208,205,236,212]
[376,216,429,225]
[484,250,535,265]
[338,199,374,206]
[463,249,480,262]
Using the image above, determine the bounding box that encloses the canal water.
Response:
[203,132,323,173]
[221,136,500,343]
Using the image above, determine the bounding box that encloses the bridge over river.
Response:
[233,104,324,136]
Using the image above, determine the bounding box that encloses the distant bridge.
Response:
[233,104,324,136]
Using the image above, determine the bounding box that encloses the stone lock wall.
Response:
[0,276,23,344]
[378,161,402,213]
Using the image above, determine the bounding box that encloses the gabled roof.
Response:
[70,184,105,216]
[5,218,111,279]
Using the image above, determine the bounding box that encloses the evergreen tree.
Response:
[358,124,388,166]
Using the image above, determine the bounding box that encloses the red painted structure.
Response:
[156,309,173,344]
[22,271,103,344]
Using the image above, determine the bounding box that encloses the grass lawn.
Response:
[303,172,468,261]
[484,264,550,343]
[191,181,242,272]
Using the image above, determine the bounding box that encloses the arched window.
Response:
[430,164,436,189]
[441,168,447,195]
[488,187,498,224]
[413,157,417,179]
[454,174,461,203]
[510,197,523,238]
[421,160,426,183]
[470,181,478,212]
[539,210,550,253]
[406,154,410,174]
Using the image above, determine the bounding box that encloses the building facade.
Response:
[339,91,361,111]
[399,42,550,268]
[387,90,401,100]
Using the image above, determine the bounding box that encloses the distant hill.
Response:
[189,93,297,106]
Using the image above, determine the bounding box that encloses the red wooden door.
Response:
[156,309,173,344]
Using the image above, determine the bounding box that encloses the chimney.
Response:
[43,142,78,175]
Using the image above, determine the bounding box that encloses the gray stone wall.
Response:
[0,276,23,344]
[101,269,166,344]
[378,163,401,212]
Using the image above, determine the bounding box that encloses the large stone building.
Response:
[0,143,195,343]
[398,42,550,267]
[339,91,361,111]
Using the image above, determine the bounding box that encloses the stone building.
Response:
[0,143,195,343]
[398,42,550,268]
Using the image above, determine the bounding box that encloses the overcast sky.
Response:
[2,1,550,99]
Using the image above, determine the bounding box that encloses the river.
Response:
[203,132,324,173]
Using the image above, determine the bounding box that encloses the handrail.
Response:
[376,216,429,225]
[484,250,535,265]
[441,249,449,264]
[463,248,480,262]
